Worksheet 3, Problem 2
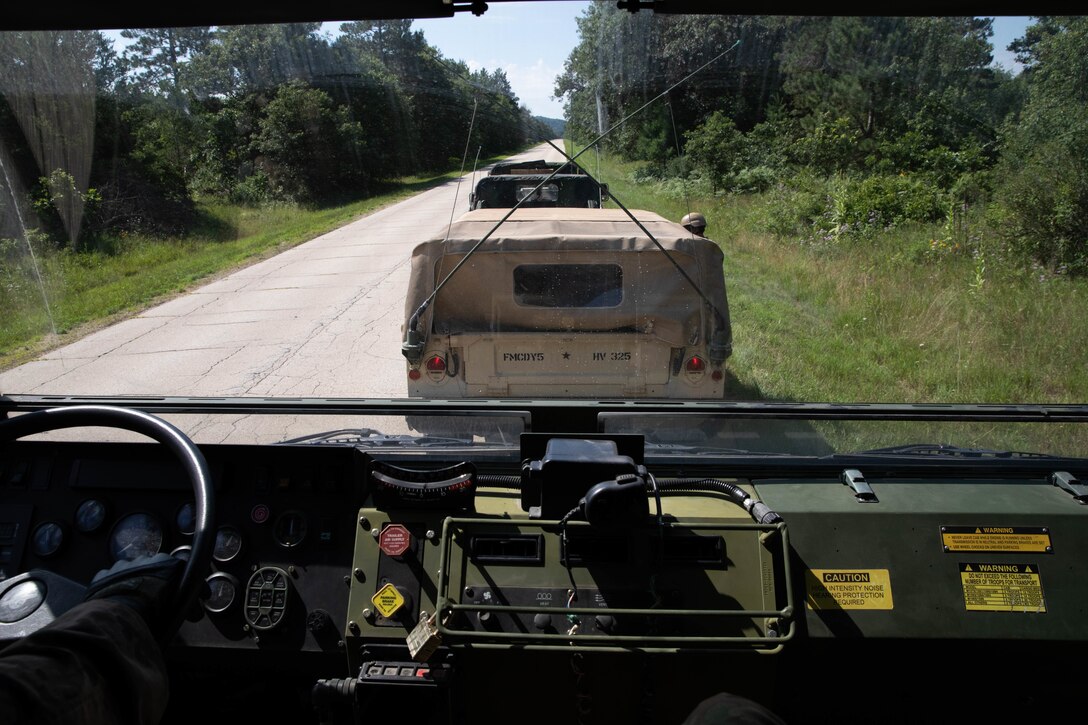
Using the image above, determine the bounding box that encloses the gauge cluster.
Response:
[0,440,363,657]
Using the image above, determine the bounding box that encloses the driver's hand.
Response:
[84,553,184,632]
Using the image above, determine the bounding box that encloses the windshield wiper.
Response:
[644,442,792,456]
[279,428,489,448]
[849,443,1056,459]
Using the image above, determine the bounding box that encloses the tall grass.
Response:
[590,150,1088,406]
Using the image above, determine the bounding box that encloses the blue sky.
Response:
[415,2,592,119]
[414,7,1031,118]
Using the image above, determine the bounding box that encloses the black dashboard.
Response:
[4,409,1088,724]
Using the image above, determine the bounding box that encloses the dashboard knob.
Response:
[307,609,333,635]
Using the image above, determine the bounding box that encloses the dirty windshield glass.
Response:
[0,8,1085,455]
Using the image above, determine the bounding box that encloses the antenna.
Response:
[446,97,479,241]
[469,145,482,209]
[667,98,693,234]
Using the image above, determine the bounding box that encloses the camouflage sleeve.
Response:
[0,599,169,725]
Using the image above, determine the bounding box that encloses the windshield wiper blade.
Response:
[644,442,792,456]
[849,443,1055,459]
[279,428,481,448]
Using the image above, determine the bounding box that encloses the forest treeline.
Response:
[0,21,552,249]
[555,11,1088,274]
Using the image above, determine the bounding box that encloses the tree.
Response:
[995,17,1088,272]
[252,82,368,202]
[119,27,210,106]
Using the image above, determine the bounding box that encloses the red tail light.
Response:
[408,369,421,380]
[686,355,706,373]
[426,355,446,372]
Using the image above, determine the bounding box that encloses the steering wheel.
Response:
[0,405,216,640]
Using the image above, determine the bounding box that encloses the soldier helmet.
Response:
[681,212,707,233]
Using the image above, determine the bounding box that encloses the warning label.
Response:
[960,562,1046,612]
[806,569,894,610]
[942,526,1051,553]
[371,583,405,618]
[378,524,412,557]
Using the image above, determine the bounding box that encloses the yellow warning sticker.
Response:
[960,562,1046,613]
[371,583,405,618]
[941,526,1051,553]
[805,569,893,610]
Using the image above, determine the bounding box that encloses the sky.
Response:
[412,6,1031,119]
[414,1,591,119]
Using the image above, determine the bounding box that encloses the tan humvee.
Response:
[402,208,732,398]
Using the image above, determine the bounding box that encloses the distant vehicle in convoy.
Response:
[402,207,732,398]
[469,159,608,209]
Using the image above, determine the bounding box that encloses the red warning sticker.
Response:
[378,524,411,557]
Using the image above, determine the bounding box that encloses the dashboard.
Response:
[4,416,1088,723]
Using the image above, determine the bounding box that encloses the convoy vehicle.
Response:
[2,3,1087,725]
[469,159,607,209]
[402,207,732,398]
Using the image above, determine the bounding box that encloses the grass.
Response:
[0,152,515,370]
[580,146,1088,453]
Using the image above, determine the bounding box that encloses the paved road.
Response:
[1,141,569,442]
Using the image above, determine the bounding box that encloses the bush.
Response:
[725,166,779,194]
[759,171,830,239]
[816,174,947,240]
[995,135,1088,274]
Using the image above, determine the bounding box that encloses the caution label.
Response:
[805,569,894,610]
[960,562,1046,612]
[371,583,405,618]
[942,526,1051,553]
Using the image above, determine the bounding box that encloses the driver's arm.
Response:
[0,599,169,725]
[0,554,181,725]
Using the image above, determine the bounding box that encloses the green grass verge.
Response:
[0,152,517,370]
[583,147,1088,409]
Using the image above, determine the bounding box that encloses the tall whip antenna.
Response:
[446,97,479,241]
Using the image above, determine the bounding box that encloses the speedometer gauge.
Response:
[109,513,163,562]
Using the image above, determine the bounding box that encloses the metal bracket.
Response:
[1050,471,1088,504]
[841,469,878,503]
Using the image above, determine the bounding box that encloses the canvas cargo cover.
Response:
[405,208,730,348]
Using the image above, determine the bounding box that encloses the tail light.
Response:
[683,355,707,384]
[426,355,446,373]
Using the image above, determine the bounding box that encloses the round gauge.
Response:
[176,502,195,536]
[213,526,243,562]
[74,499,107,534]
[109,513,163,562]
[273,511,307,548]
[31,522,65,558]
[202,573,238,614]
[170,545,192,562]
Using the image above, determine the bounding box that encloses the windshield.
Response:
[1,7,1086,457]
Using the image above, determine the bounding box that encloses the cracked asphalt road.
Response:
[1,141,568,442]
